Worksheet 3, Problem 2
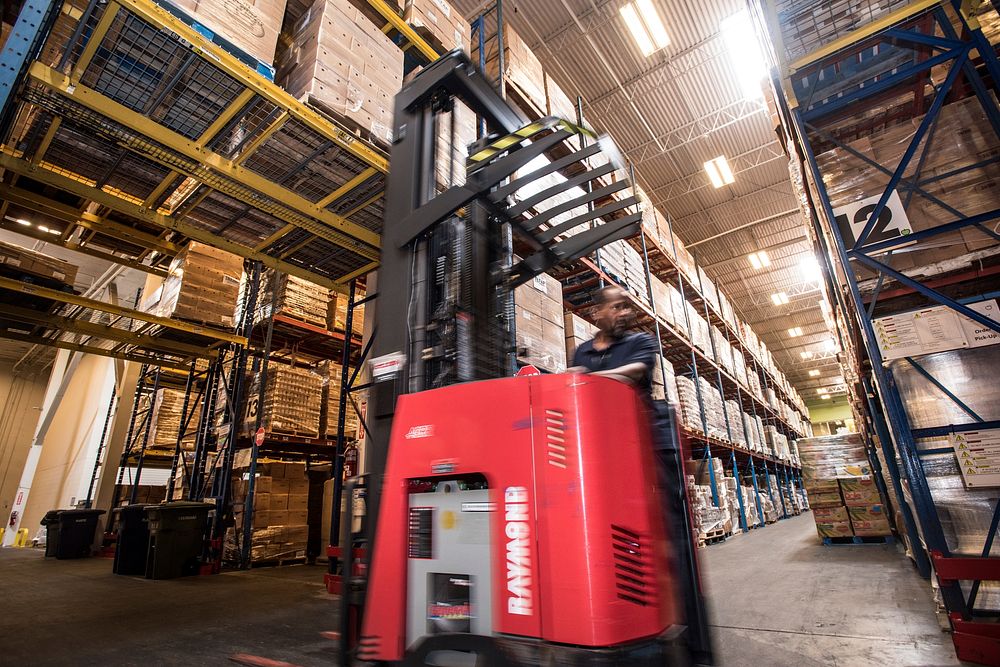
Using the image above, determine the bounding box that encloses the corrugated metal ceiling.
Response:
[455,0,837,400]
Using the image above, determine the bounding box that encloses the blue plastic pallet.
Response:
[822,535,894,546]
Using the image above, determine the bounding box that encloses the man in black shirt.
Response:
[572,284,713,665]
[571,285,659,394]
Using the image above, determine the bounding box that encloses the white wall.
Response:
[0,362,50,520]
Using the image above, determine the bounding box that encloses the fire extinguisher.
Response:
[343,444,359,480]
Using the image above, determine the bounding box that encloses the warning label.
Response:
[949,429,1000,489]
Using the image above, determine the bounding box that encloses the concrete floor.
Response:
[0,514,959,666]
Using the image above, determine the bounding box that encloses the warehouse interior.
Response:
[0,0,997,665]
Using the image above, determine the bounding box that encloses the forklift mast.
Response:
[365,49,640,550]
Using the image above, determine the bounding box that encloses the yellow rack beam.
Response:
[365,0,441,63]
[0,152,341,288]
[118,0,389,173]
[28,62,381,255]
[0,303,219,359]
[0,329,194,371]
[0,275,247,344]
[788,0,943,73]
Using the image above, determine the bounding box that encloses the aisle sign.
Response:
[873,300,1000,361]
[832,190,912,248]
[959,299,1000,348]
[949,429,1000,488]
[874,307,967,360]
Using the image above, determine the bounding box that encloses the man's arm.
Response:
[591,334,656,384]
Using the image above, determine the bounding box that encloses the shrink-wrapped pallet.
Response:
[147,242,244,328]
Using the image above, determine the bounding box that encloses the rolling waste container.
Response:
[43,509,105,559]
[113,504,152,575]
[144,502,213,579]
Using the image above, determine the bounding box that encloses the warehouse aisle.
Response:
[701,514,959,666]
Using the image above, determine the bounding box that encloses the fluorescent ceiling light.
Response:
[621,1,670,57]
[808,369,821,377]
[48,227,59,235]
[704,155,735,188]
[800,350,813,359]
[816,388,827,395]
[16,219,30,226]
[787,327,802,337]
[800,255,822,283]
[770,292,789,306]
[37,225,49,233]
[636,0,670,49]
[820,394,831,400]
[748,250,770,269]
[721,9,766,99]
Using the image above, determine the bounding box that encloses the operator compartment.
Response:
[361,372,683,660]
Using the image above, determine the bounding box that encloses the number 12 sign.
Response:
[832,190,912,248]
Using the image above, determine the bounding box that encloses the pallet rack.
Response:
[759,0,1000,661]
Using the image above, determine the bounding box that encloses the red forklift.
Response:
[332,51,712,666]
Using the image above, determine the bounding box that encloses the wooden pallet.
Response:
[698,527,729,548]
[823,535,894,546]
[250,556,308,568]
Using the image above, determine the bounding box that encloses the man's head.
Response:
[592,285,633,338]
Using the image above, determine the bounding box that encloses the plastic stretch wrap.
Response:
[891,347,1000,430]
[256,270,329,327]
[252,365,323,437]
[148,242,243,328]
[675,375,704,434]
[147,388,202,450]
[317,360,360,440]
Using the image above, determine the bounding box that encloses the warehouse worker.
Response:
[571,284,714,665]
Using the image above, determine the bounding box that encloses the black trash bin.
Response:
[145,501,213,580]
[113,504,152,575]
[40,510,61,557]
[52,509,105,559]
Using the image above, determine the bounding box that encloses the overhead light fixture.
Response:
[820,394,831,400]
[816,388,827,395]
[770,292,789,306]
[704,155,735,188]
[808,369,821,377]
[800,255,822,283]
[16,219,31,226]
[787,326,802,337]
[748,250,770,269]
[800,350,814,359]
[46,227,59,235]
[721,9,766,99]
[823,337,838,352]
[37,225,50,233]
[620,0,670,57]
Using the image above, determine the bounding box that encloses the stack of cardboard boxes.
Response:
[402,0,469,54]
[318,359,360,440]
[799,433,891,539]
[147,388,202,450]
[257,271,330,328]
[563,312,597,363]
[483,24,545,111]
[231,461,311,562]
[147,242,244,329]
[0,240,78,287]
[277,0,404,145]
[514,273,566,373]
[251,364,324,437]
[167,0,287,65]
[330,290,365,335]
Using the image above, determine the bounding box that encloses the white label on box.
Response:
[950,429,1000,488]
[832,190,912,248]
[430,0,451,17]
[532,274,548,294]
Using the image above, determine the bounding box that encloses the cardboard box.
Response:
[269,510,290,525]
[0,240,78,286]
[514,272,566,373]
[807,491,843,508]
[278,0,403,144]
[851,518,892,536]
[839,478,882,506]
[481,23,544,111]
[286,509,309,525]
[802,478,840,494]
[287,494,309,511]
[815,521,853,538]
[269,494,288,511]
[848,504,887,522]
[244,365,323,437]
[147,241,243,328]
[249,509,271,528]
[812,506,849,522]
[271,478,291,495]
[167,0,286,65]
[402,0,469,54]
